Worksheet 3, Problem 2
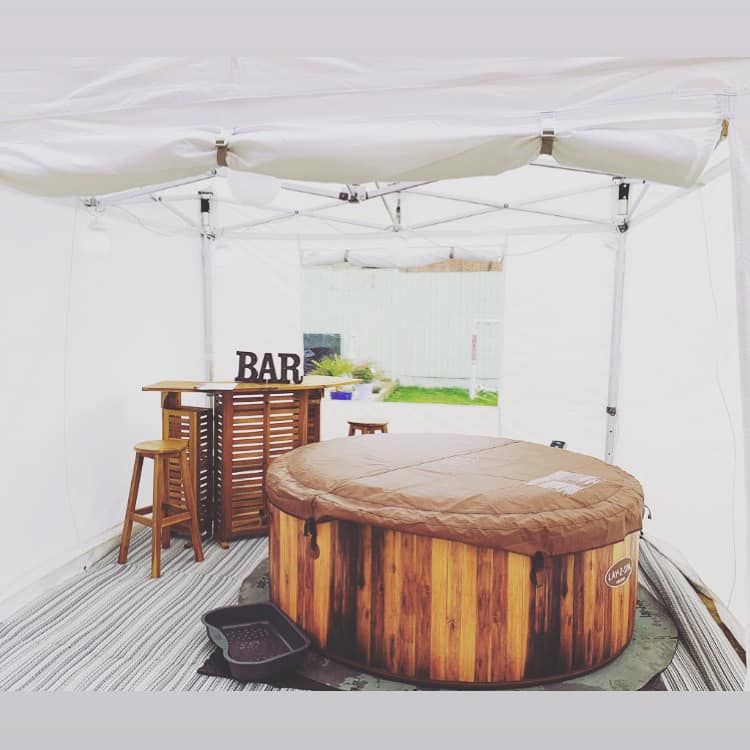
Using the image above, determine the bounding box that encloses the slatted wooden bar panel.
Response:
[144,380,352,545]
[161,406,213,537]
[269,506,640,688]
[306,389,322,444]
[214,389,323,542]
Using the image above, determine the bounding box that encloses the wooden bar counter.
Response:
[143,377,356,544]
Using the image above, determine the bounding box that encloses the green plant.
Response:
[351,364,374,383]
[310,354,353,377]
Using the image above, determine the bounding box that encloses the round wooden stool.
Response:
[117,439,204,579]
[347,420,389,436]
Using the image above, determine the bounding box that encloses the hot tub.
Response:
[266,434,643,687]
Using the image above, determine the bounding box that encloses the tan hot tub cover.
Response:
[266,434,644,557]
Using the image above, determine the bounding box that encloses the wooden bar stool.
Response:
[118,439,204,579]
[347,420,389,436]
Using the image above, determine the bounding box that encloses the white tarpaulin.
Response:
[729,91,750,685]
[211,238,302,378]
[0,58,743,195]
[0,194,206,604]
[500,233,614,457]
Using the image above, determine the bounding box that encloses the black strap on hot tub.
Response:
[640,504,653,538]
[530,551,545,587]
[303,518,320,559]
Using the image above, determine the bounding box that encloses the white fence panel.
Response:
[303,268,504,388]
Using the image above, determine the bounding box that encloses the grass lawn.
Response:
[384,385,498,406]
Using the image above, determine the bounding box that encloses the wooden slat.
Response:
[413,534,432,680]
[281,510,298,620]
[370,527,387,666]
[429,538,450,681]
[397,531,417,676]
[457,542,477,682]
[488,549,508,682]
[329,521,359,660]
[298,516,317,639]
[474,547,494,682]
[558,553,575,673]
[383,529,401,673]
[212,387,323,540]
[504,551,530,682]
[269,507,279,603]
[161,405,212,537]
[311,522,332,649]
[609,539,626,654]
[355,525,373,664]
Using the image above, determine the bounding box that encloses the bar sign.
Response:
[235,351,303,385]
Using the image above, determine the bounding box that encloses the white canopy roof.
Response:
[0,57,748,196]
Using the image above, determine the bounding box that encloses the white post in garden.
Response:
[469,322,479,400]
[469,318,501,400]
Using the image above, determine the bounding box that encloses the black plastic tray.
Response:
[201,602,310,682]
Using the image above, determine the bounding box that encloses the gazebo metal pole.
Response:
[498,257,507,437]
[604,179,630,463]
[91,170,217,206]
[199,190,215,382]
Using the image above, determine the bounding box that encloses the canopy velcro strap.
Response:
[540,111,555,156]
[216,137,228,167]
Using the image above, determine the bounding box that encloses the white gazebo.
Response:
[0,57,748,688]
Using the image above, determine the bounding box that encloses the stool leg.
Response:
[161,456,172,550]
[348,424,355,436]
[381,425,388,433]
[118,454,144,565]
[151,456,163,579]
[180,451,205,562]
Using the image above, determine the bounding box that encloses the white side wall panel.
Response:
[211,239,303,380]
[618,175,747,632]
[0,194,205,602]
[1,194,77,595]
[500,233,614,456]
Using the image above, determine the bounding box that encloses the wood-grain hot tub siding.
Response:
[266,435,644,687]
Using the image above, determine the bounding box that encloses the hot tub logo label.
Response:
[604,557,633,588]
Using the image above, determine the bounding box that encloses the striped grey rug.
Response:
[639,538,745,691]
[0,529,743,691]
[0,530,286,691]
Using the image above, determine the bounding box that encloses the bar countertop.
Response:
[143,376,360,394]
